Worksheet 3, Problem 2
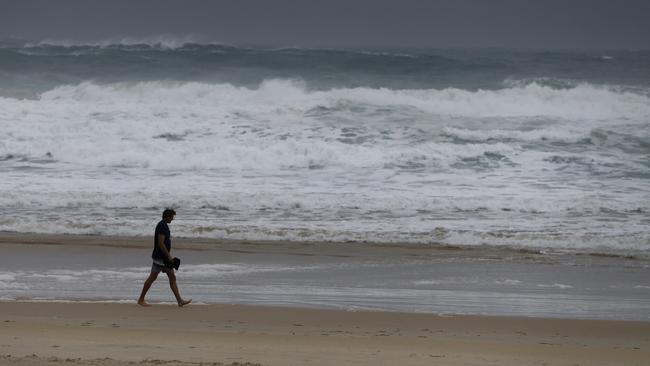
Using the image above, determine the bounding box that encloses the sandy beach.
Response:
[1,301,649,366]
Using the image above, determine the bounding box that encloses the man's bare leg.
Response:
[166,271,192,307]
[138,272,158,306]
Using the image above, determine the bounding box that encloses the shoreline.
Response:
[1,231,646,260]
[3,297,650,323]
[2,231,650,322]
[1,301,649,366]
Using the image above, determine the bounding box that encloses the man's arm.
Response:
[157,233,173,261]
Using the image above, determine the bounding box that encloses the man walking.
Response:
[138,208,192,307]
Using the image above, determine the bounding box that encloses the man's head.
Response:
[162,208,176,223]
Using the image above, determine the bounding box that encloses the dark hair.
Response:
[162,208,176,219]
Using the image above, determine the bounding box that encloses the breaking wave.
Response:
[1,57,649,252]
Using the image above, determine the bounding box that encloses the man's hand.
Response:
[163,256,175,269]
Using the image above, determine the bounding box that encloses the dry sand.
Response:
[1,301,648,366]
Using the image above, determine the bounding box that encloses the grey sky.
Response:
[1,0,649,49]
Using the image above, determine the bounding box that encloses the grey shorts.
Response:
[151,259,173,274]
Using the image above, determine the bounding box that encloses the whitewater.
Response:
[1,40,649,253]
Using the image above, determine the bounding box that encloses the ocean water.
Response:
[1,38,649,253]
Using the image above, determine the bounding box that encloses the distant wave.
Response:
[3,40,650,100]
[24,35,223,50]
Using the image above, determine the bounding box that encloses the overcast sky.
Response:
[1,0,649,49]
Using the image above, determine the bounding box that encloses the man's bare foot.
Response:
[137,300,152,307]
[178,299,192,307]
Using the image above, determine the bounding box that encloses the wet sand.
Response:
[1,301,649,366]
[2,232,649,320]
[1,232,649,365]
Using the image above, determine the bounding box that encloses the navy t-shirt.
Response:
[152,220,171,260]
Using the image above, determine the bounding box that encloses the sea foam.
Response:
[1,80,649,250]
[1,79,645,171]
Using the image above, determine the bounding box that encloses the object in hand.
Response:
[164,257,181,270]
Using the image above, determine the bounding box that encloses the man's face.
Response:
[164,215,174,224]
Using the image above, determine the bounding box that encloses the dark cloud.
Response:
[1,0,649,49]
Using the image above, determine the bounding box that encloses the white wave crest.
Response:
[0,79,646,172]
[35,79,650,120]
[27,35,220,49]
